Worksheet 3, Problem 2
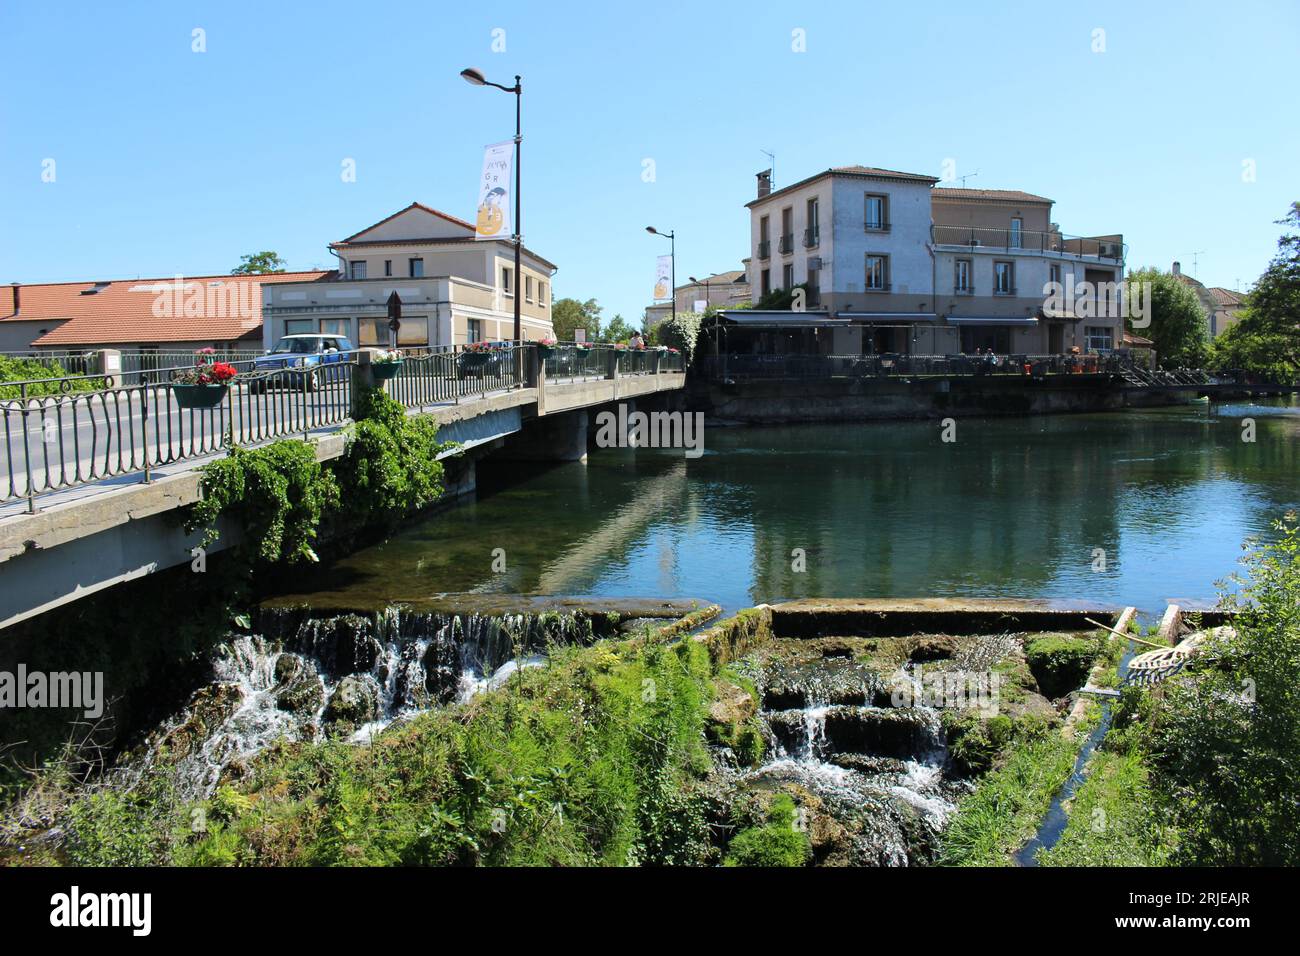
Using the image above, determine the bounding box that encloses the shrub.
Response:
[724,794,810,867]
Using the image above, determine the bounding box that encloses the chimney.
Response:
[9,282,19,316]
[756,170,772,199]
[1172,261,1181,276]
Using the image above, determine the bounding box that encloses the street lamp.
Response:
[647,225,675,326]
[462,67,523,345]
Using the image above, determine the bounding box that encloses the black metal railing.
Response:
[931,225,1126,261]
[757,240,771,260]
[701,351,1153,382]
[1,342,685,508]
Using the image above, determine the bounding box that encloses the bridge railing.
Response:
[700,352,1141,381]
[1,341,684,511]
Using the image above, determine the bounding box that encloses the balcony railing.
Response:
[803,228,820,248]
[778,234,794,255]
[757,240,770,260]
[932,225,1126,261]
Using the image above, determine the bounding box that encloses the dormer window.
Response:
[350,261,367,280]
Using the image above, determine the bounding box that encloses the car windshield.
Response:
[270,338,321,355]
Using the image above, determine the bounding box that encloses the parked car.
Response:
[250,334,354,391]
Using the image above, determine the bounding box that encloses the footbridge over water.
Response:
[0,343,686,629]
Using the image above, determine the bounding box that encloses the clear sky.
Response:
[2,0,1297,323]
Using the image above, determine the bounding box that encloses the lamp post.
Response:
[461,67,523,345]
[646,225,675,327]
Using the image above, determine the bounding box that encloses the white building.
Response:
[263,203,557,349]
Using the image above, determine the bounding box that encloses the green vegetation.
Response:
[723,794,810,867]
[650,312,701,362]
[1212,203,1300,383]
[1024,633,1102,699]
[56,631,749,866]
[939,709,1094,866]
[231,251,287,275]
[1125,267,1211,369]
[0,353,98,398]
[186,388,454,569]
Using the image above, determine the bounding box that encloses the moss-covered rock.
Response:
[1024,634,1100,699]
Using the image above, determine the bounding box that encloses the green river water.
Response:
[276,398,1299,619]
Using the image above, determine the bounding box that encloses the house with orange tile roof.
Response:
[1172,261,1246,337]
[262,202,557,349]
[0,271,330,355]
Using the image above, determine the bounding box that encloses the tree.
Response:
[651,312,702,362]
[1212,203,1300,382]
[598,314,636,344]
[1125,268,1210,368]
[232,251,287,275]
[550,297,603,341]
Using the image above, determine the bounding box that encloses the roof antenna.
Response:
[1191,250,1205,275]
[956,169,980,188]
[761,149,775,189]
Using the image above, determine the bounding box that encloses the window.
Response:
[321,318,349,338]
[994,261,1015,295]
[805,197,820,247]
[783,263,794,289]
[865,254,889,291]
[285,319,314,336]
[502,266,514,296]
[466,318,483,343]
[358,318,387,346]
[865,194,889,230]
[525,275,534,302]
[539,281,547,307]
[760,268,771,297]
[384,260,393,277]
[397,316,429,347]
[955,259,972,293]
[758,216,770,259]
[350,261,367,280]
[408,258,424,278]
[1010,217,1023,248]
[1085,326,1114,352]
[779,208,793,253]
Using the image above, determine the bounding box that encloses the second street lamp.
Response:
[647,225,675,326]
[462,67,523,346]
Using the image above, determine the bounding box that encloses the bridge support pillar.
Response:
[497,409,588,463]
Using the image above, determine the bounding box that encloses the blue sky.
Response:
[2,0,1297,323]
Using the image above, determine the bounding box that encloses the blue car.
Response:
[251,334,354,391]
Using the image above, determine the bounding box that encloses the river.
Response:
[274,397,1300,619]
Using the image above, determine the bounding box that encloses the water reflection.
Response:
[276,398,1299,614]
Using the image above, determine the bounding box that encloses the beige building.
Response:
[262,203,557,349]
[734,166,1127,356]
[645,270,749,327]
[1172,261,1245,338]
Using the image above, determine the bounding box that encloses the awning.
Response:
[835,312,939,323]
[712,310,849,329]
[945,316,1040,326]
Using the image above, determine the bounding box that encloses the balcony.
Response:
[932,225,1125,261]
[804,227,820,248]
[757,239,771,260]
[864,220,891,232]
[778,234,794,255]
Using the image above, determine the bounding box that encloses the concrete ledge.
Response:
[770,597,1125,637]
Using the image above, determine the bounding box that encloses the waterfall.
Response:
[123,606,599,799]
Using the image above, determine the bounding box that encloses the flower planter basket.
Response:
[172,383,229,409]
[372,361,404,381]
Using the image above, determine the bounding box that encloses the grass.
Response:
[938,715,1088,866]
[1037,746,1173,866]
[39,619,775,867]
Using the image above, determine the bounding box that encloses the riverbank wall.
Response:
[689,376,1198,424]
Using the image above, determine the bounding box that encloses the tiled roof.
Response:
[1,271,331,347]
[931,187,1054,204]
[338,202,475,242]
[687,270,746,286]
[746,165,939,207]
[1208,287,1245,307]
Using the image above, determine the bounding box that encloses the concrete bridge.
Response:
[0,344,686,629]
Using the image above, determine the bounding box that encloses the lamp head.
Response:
[460,67,488,86]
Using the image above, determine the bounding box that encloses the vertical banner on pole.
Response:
[475,141,514,240]
[653,255,672,301]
